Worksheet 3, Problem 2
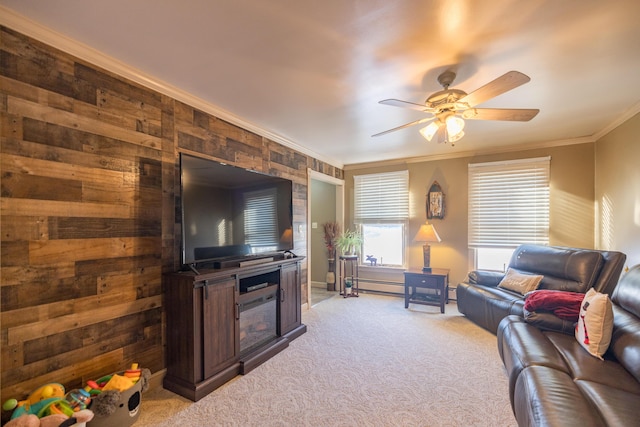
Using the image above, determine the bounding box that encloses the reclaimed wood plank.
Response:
[75,253,159,275]
[0,215,48,242]
[1,198,130,219]
[8,96,163,150]
[0,241,28,267]
[0,280,160,330]
[23,307,162,366]
[19,118,163,163]
[1,152,126,185]
[49,217,160,239]
[0,262,75,286]
[1,172,82,201]
[28,237,160,265]
[7,295,161,346]
[1,275,96,311]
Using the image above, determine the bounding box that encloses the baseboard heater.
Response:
[358,278,404,295]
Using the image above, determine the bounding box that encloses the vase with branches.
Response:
[322,221,340,291]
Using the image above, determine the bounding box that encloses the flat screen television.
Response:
[180,153,294,267]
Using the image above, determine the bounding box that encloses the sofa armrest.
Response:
[468,270,505,287]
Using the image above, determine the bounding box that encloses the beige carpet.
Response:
[136,293,516,426]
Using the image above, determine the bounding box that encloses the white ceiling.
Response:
[2,0,639,167]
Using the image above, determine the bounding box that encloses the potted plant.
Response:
[344,278,353,295]
[336,229,363,256]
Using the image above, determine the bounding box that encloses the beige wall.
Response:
[344,142,596,288]
[595,113,640,268]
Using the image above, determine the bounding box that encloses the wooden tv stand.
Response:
[163,257,306,401]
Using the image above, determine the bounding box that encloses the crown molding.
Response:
[0,6,344,170]
[592,100,640,141]
[344,136,595,170]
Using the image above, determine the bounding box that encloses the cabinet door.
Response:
[280,263,301,335]
[202,277,239,379]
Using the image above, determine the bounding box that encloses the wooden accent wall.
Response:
[0,26,343,403]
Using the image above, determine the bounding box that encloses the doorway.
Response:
[307,170,344,308]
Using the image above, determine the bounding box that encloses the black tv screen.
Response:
[180,153,294,266]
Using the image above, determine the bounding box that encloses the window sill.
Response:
[359,265,405,274]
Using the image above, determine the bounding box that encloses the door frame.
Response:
[306,169,345,308]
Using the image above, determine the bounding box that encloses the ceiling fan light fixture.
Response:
[374,70,538,147]
[445,115,465,138]
[419,121,440,141]
[447,129,465,143]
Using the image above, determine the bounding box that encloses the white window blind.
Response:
[354,170,409,221]
[468,157,550,248]
[244,188,278,250]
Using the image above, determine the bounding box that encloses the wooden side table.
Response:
[404,268,449,313]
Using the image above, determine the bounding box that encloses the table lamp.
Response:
[413,222,441,272]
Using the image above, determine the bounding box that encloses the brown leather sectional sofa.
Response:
[456,245,626,334]
[497,264,640,426]
[455,244,634,426]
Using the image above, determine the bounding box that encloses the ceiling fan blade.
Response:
[458,71,531,108]
[372,117,435,137]
[462,108,539,121]
[379,99,432,112]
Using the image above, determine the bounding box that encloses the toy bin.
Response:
[87,375,142,427]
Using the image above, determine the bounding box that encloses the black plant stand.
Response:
[339,255,359,298]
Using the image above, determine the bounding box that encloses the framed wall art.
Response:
[427,181,445,219]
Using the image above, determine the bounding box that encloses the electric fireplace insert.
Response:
[238,284,278,356]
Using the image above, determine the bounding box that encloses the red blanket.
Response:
[524,290,585,321]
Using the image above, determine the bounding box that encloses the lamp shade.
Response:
[445,115,465,137]
[413,223,442,243]
[419,121,440,141]
[279,227,293,243]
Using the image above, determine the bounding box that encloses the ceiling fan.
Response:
[372,70,539,146]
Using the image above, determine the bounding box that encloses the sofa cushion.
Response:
[575,289,614,360]
[497,315,570,407]
[498,268,543,295]
[545,332,640,395]
[510,245,604,293]
[514,366,605,427]
[577,380,640,426]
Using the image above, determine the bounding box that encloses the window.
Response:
[244,188,278,253]
[468,157,550,270]
[354,170,409,266]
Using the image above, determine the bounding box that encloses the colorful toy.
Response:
[4,383,66,420]
[3,408,94,427]
[64,389,91,412]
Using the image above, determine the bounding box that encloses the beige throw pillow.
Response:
[497,268,543,295]
[575,288,613,359]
